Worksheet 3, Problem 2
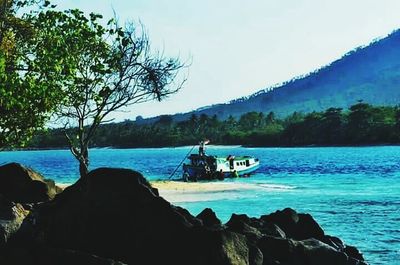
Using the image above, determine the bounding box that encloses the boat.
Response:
[181,141,260,181]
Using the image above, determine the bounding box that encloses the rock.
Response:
[261,208,325,241]
[13,168,199,265]
[226,214,263,243]
[297,238,348,265]
[190,227,250,265]
[175,205,203,227]
[344,245,365,261]
[296,213,325,240]
[258,236,352,265]
[248,245,263,265]
[0,194,29,247]
[220,232,249,265]
[261,208,299,238]
[322,235,345,251]
[259,237,311,265]
[0,163,61,203]
[197,208,222,227]
[260,222,286,239]
[0,246,127,265]
[257,236,295,264]
[2,166,366,265]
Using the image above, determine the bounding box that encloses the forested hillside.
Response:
[148,30,400,123]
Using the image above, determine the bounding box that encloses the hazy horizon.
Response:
[52,0,400,121]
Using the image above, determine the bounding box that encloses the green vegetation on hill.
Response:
[29,102,400,148]
[154,29,400,123]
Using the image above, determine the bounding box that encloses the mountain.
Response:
[141,30,400,123]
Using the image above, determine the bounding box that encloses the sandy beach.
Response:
[150,180,255,192]
[150,180,295,203]
[151,180,255,203]
[57,180,295,203]
[57,181,249,202]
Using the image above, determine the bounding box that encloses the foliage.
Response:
[30,103,400,149]
[0,0,64,148]
[32,8,185,176]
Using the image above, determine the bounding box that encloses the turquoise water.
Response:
[1,146,399,264]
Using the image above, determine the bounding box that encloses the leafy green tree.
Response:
[347,102,373,143]
[321,108,344,144]
[0,0,64,148]
[368,106,396,143]
[395,107,400,129]
[265,111,276,124]
[223,115,237,131]
[34,9,186,177]
[238,112,264,131]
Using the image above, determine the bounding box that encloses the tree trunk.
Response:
[79,145,89,178]
[79,160,89,178]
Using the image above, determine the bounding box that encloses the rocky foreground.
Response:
[0,163,367,265]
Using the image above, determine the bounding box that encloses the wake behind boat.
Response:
[179,140,260,181]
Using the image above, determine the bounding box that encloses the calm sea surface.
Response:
[1,146,399,264]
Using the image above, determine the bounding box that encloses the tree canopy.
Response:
[30,103,400,149]
[30,7,186,176]
[0,0,64,148]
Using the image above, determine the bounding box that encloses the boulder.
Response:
[297,238,348,265]
[257,236,295,264]
[13,168,200,265]
[261,208,325,240]
[296,213,325,240]
[0,163,61,203]
[344,245,365,261]
[0,194,29,247]
[0,246,127,265]
[322,235,345,251]
[259,222,286,239]
[257,236,359,265]
[248,245,263,265]
[12,167,259,265]
[190,227,250,265]
[226,214,263,243]
[197,208,222,227]
[261,208,299,238]
[2,166,366,265]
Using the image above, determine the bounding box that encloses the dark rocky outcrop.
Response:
[0,163,61,253]
[197,208,222,227]
[0,163,61,203]
[0,195,29,247]
[0,166,367,265]
[261,208,325,241]
[0,246,128,265]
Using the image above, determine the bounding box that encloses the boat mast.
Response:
[168,144,197,179]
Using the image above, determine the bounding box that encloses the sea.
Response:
[0,146,399,264]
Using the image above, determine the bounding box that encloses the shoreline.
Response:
[5,143,400,152]
[57,180,296,203]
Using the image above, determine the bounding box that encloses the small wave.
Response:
[257,183,296,191]
[365,249,392,254]
[353,200,400,206]
[381,239,400,244]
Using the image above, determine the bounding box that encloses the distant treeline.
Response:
[29,102,400,148]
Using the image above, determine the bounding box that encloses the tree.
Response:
[347,102,373,143]
[238,112,263,131]
[265,111,276,125]
[321,107,344,144]
[0,0,64,148]
[35,9,186,177]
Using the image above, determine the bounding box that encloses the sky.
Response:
[52,0,400,121]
